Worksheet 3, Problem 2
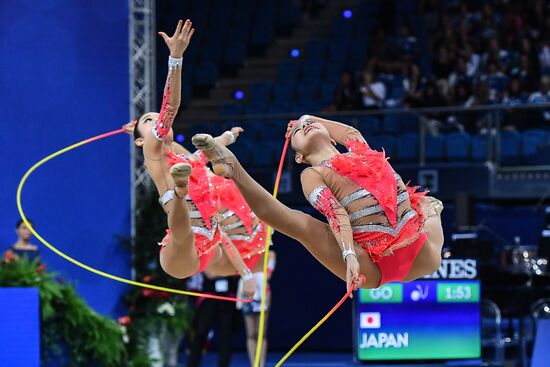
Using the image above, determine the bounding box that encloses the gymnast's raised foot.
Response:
[169,162,192,198]
[192,134,237,178]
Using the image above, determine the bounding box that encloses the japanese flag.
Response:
[360,312,381,329]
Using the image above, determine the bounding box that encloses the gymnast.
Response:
[192,115,444,293]
[128,19,255,296]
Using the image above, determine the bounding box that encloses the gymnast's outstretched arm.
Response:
[144,20,194,157]
[301,168,361,292]
[297,115,366,146]
[219,234,256,297]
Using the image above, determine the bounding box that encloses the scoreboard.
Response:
[354,259,481,361]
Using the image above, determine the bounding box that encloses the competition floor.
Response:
[187,352,484,366]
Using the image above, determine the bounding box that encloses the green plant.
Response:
[0,256,126,366]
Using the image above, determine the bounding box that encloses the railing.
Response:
[181,103,550,169]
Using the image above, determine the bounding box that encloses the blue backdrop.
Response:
[0,0,130,316]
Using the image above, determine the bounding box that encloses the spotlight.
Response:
[234,90,245,100]
[176,134,185,142]
[342,9,352,18]
[290,48,300,58]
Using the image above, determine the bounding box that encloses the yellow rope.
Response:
[253,137,290,367]
[16,129,250,303]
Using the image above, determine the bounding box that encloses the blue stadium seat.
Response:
[370,135,396,158]
[389,85,405,99]
[487,75,508,92]
[332,19,354,39]
[219,103,242,117]
[382,114,402,134]
[250,22,274,47]
[240,120,260,140]
[327,42,350,64]
[296,82,319,102]
[244,103,267,115]
[522,129,546,165]
[248,81,272,104]
[273,81,296,103]
[306,39,328,60]
[194,63,219,87]
[357,116,380,135]
[257,120,281,141]
[301,60,325,82]
[183,63,194,86]
[396,133,419,162]
[292,101,316,114]
[223,42,246,67]
[471,134,488,162]
[323,60,346,83]
[277,60,301,82]
[499,130,521,165]
[446,132,471,162]
[199,37,224,63]
[278,0,301,29]
[319,82,338,106]
[231,139,253,166]
[359,0,381,17]
[348,47,367,73]
[267,101,291,114]
[400,114,420,133]
[251,142,277,167]
[425,134,445,162]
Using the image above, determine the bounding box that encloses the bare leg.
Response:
[192,134,381,287]
[245,311,269,367]
[160,163,201,278]
[245,314,258,367]
[403,198,444,281]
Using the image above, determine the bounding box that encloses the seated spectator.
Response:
[4,219,40,262]
[402,63,423,107]
[433,46,455,80]
[398,23,418,59]
[503,77,527,105]
[539,41,550,76]
[483,38,510,70]
[465,81,492,107]
[359,70,386,109]
[453,81,472,106]
[449,57,472,87]
[463,43,481,78]
[528,76,550,122]
[334,71,361,111]
[513,53,538,91]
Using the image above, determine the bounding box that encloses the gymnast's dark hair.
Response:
[16,219,33,229]
[133,114,146,141]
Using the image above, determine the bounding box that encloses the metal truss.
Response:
[129,0,156,267]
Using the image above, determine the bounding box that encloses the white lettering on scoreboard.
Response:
[424,259,477,279]
[359,332,409,349]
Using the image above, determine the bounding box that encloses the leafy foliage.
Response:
[0,256,126,366]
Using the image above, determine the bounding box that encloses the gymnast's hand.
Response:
[158,19,195,58]
[285,120,298,139]
[230,127,244,141]
[346,255,361,298]
[242,276,256,299]
[122,120,137,135]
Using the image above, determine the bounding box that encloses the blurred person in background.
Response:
[402,63,423,107]
[187,274,240,367]
[4,219,40,263]
[334,71,361,111]
[359,70,386,110]
[432,46,455,81]
[237,250,276,367]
